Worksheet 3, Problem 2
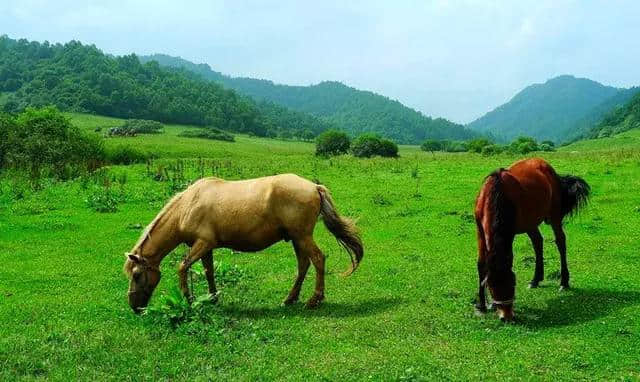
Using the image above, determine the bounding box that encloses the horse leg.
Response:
[179,239,214,302]
[475,223,488,313]
[527,228,544,288]
[282,240,311,305]
[296,237,325,309]
[551,221,570,290]
[201,250,218,302]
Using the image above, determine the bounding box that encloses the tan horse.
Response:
[123,174,363,313]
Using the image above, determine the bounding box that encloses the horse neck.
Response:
[138,213,181,267]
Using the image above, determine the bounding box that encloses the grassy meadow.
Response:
[1,113,640,380]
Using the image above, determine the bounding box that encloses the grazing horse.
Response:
[474,158,590,321]
[124,174,363,313]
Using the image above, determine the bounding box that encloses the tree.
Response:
[467,138,492,153]
[315,129,350,157]
[509,136,539,154]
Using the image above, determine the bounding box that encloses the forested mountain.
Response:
[141,54,477,143]
[468,75,637,142]
[583,90,640,139]
[0,36,331,139]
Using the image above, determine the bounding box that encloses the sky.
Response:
[2,0,640,123]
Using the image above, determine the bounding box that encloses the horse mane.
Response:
[484,169,517,287]
[124,190,185,276]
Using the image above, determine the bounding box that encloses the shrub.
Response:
[509,136,539,154]
[539,140,556,152]
[315,129,351,157]
[467,138,492,153]
[421,139,443,152]
[106,145,149,165]
[178,128,235,142]
[1,107,105,180]
[108,119,164,137]
[352,134,398,158]
[443,141,468,152]
[481,144,503,156]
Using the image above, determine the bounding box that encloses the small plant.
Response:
[86,185,119,212]
[371,193,392,206]
[143,286,217,328]
[215,261,247,286]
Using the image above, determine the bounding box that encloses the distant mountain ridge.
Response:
[467,75,639,142]
[140,54,478,144]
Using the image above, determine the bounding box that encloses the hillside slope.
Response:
[0,36,331,139]
[141,54,477,144]
[468,75,633,142]
[583,90,640,139]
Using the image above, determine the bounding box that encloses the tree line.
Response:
[0,36,330,140]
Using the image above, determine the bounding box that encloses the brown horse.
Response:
[123,174,363,313]
[474,158,590,321]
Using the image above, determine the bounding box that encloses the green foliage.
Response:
[105,145,149,165]
[480,144,503,156]
[466,138,492,153]
[420,139,442,152]
[143,286,218,328]
[86,185,119,212]
[351,134,398,158]
[468,75,631,142]
[584,91,640,139]
[108,119,163,136]
[178,128,235,142]
[140,54,478,144]
[509,136,539,154]
[315,129,351,157]
[0,106,104,180]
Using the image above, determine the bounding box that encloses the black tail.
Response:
[559,175,590,218]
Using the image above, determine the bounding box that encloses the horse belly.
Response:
[218,223,283,252]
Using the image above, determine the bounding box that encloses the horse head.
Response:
[124,253,162,314]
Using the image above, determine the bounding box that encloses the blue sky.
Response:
[2,0,639,123]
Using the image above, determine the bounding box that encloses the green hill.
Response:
[140,54,477,144]
[581,90,640,139]
[468,75,637,143]
[0,36,332,139]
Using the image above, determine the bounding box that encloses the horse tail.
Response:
[558,174,590,218]
[317,185,363,276]
[482,170,516,279]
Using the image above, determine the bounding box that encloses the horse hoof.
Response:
[528,282,539,289]
[281,298,298,306]
[559,285,570,291]
[487,303,497,311]
[474,306,487,316]
[305,295,324,309]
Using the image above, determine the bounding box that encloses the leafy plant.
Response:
[86,185,119,212]
[315,129,351,157]
[351,134,398,158]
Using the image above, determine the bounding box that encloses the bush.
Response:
[421,139,443,152]
[467,138,492,153]
[106,145,149,165]
[481,144,503,156]
[351,134,398,158]
[1,107,105,180]
[315,129,351,157]
[108,119,164,137]
[539,140,556,152]
[509,136,539,154]
[178,128,235,142]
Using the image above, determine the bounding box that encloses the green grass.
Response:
[1,113,640,380]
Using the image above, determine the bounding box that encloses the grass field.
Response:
[1,113,640,380]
